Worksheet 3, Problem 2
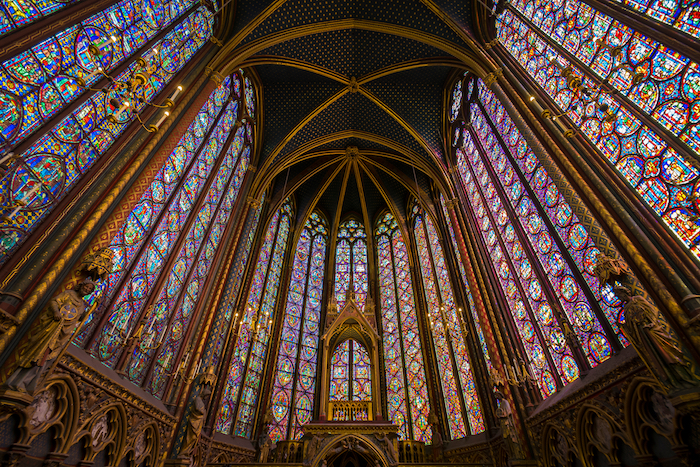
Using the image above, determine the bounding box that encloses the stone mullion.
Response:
[508,5,700,172]
[461,138,564,390]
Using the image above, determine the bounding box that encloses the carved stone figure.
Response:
[257,407,274,463]
[5,282,95,393]
[593,253,629,285]
[375,432,397,465]
[494,390,523,459]
[28,388,57,428]
[306,434,323,464]
[179,386,210,459]
[430,425,443,462]
[614,286,695,390]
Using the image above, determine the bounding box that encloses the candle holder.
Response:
[115,320,164,377]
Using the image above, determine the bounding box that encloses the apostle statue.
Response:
[179,385,211,459]
[5,281,95,393]
[614,286,695,390]
[494,390,523,459]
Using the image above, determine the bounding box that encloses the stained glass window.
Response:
[215,199,293,436]
[497,8,700,259]
[72,73,254,401]
[439,196,493,373]
[376,212,431,442]
[0,0,214,264]
[449,72,631,398]
[329,339,371,402]
[0,0,74,36]
[334,219,368,310]
[75,76,237,346]
[269,212,327,443]
[608,0,700,40]
[413,206,484,438]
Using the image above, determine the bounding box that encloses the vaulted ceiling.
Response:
[210,0,495,233]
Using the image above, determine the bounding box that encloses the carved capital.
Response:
[484,68,503,88]
[484,38,499,49]
[593,253,629,285]
[247,197,261,209]
[207,68,225,84]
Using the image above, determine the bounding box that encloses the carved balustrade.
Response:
[398,440,426,463]
[328,400,373,421]
[273,440,304,463]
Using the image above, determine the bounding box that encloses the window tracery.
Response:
[269,211,327,442]
[334,219,368,310]
[413,205,484,438]
[376,212,431,442]
[215,198,293,437]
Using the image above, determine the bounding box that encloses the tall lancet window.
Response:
[215,199,293,437]
[413,204,484,438]
[0,0,215,262]
[329,339,371,402]
[440,195,493,373]
[334,219,368,310]
[376,212,431,442]
[497,2,700,258]
[450,75,628,399]
[76,73,253,398]
[269,212,328,442]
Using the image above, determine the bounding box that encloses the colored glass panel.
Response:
[476,79,629,350]
[415,211,484,438]
[0,4,214,264]
[457,132,560,397]
[330,339,349,401]
[334,219,367,310]
[440,195,493,373]
[497,11,700,259]
[0,0,75,37]
[74,76,234,346]
[90,89,237,369]
[469,98,613,368]
[609,0,700,40]
[376,212,431,442]
[269,212,327,442]
[215,200,292,436]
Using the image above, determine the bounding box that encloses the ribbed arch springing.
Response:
[376,212,431,443]
[412,204,484,438]
[0,0,214,263]
[497,3,700,259]
[334,218,368,310]
[215,198,293,437]
[269,211,328,443]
